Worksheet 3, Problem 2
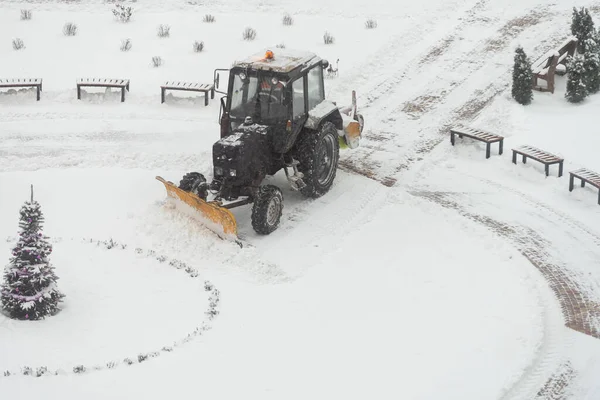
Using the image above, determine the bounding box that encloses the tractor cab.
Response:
[214,49,330,154]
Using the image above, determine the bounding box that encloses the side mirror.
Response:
[213,69,230,95]
[322,59,330,69]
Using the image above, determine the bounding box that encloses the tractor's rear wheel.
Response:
[251,185,284,235]
[178,172,208,200]
[296,122,340,198]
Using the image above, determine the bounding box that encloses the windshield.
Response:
[229,73,287,123]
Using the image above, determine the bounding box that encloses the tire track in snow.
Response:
[534,362,577,400]
[326,0,484,105]
[339,4,571,187]
[239,172,391,278]
[0,110,206,123]
[409,175,600,399]
[408,190,572,400]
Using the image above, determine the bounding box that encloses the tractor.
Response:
[156,48,364,239]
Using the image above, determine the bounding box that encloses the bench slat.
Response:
[161,80,214,91]
[571,168,600,187]
[451,125,504,143]
[0,78,42,86]
[512,145,563,163]
[77,78,129,87]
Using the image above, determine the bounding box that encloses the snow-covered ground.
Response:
[1,0,600,399]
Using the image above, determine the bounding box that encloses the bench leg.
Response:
[545,164,549,177]
[558,162,563,177]
[569,174,574,191]
[512,151,516,164]
[581,180,586,188]
[486,143,490,159]
[205,91,209,106]
[77,85,81,100]
[161,88,166,104]
[598,189,600,205]
[36,86,40,101]
[499,139,503,155]
[522,154,527,164]
[211,88,215,99]
[121,87,125,102]
[450,132,455,146]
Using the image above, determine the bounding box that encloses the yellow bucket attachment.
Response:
[156,176,238,239]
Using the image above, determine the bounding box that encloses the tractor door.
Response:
[290,76,307,134]
[271,75,307,154]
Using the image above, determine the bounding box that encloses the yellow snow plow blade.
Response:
[155,176,238,238]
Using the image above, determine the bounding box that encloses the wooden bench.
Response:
[512,145,564,177]
[531,37,577,94]
[569,168,600,205]
[160,81,215,106]
[0,78,43,101]
[77,78,130,102]
[450,125,504,159]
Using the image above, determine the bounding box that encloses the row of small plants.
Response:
[11,6,378,53]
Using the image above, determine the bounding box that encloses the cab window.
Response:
[307,66,324,111]
[292,77,305,118]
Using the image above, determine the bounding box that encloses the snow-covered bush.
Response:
[282,13,293,26]
[73,365,86,373]
[193,40,204,52]
[203,14,215,23]
[323,31,335,45]
[151,56,163,67]
[242,27,256,41]
[157,24,170,38]
[511,45,533,105]
[63,22,77,36]
[583,37,600,94]
[12,38,25,51]
[120,38,132,52]
[276,42,286,49]
[112,3,133,23]
[1,188,65,320]
[20,9,32,20]
[571,7,595,53]
[365,18,378,29]
[565,54,588,103]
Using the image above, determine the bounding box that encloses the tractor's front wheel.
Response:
[178,172,208,200]
[251,185,284,235]
[296,122,340,198]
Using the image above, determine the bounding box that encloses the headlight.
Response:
[215,166,223,176]
[239,72,247,80]
[229,169,236,177]
[271,77,279,85]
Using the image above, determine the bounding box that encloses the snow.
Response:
[1,0,600,399]
[1,239,207,370]
[306,100,338,129]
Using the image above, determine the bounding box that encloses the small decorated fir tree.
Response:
[1,186,64,320]
[511,45,533,105]
[565,54,588,103]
